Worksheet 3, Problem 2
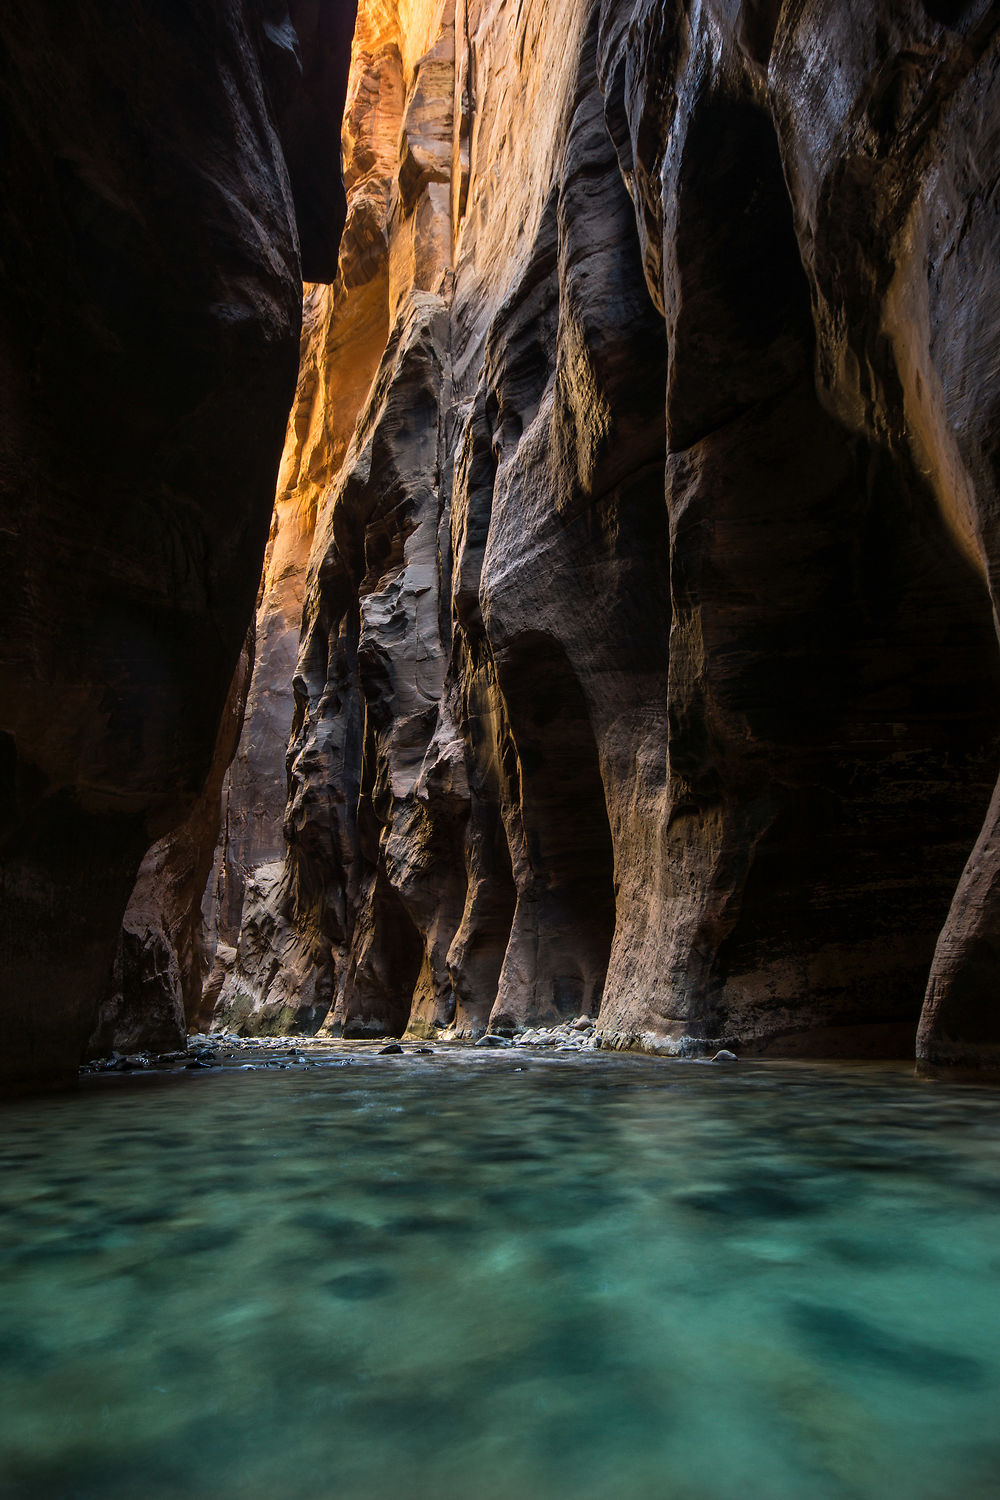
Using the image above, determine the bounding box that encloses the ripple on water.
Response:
[0,1056,999,1500]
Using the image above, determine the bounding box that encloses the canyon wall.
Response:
[214,0,1000,1063]
[0,1,357,1088]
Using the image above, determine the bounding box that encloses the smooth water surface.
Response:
[2,1051,1000,1500]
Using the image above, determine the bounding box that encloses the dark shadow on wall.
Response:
[494,630,616,1021]
[661,87,1000,1052]
[342,866,424,1037]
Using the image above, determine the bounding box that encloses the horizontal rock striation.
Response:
[0,0,357,1089]
[218,0,1000,1064]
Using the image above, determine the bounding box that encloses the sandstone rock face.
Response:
[208,1,414,1027]
[88,635,254,1058]
[0,1,357,1088]
[770,0,1000,1071]
[222,0,1000,1063]
[596,0,1000,1060]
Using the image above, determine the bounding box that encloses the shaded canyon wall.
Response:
[0,0,358,1088]
[214,0,1000,1064]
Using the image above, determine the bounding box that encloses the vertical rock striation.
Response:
[595,0,1000,1059]
[0,1,357,1087]
[213,1,1000,1064]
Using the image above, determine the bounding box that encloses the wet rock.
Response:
[711,1051,739,1065]
[378,1043,404,1055]
[94,1056,124,1073]
[475,1034,513,1048]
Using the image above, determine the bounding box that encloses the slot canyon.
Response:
[6,0,1000,1085]
[2,4,1000,1496]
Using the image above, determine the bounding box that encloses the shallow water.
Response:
[2,1050,1000,1500]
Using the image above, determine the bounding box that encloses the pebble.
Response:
[83,1023,624,1080]
[512,1019,605,1051]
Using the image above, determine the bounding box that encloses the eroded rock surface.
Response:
[88,635,254,1058]
[0,1,357,1088]
[215,0,1000,1064]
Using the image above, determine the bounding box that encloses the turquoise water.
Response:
[2,1050,1000,1500]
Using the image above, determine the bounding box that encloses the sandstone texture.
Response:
[87,634,254,1059]
[209,0,1000,1066]
[0,1,357,1089]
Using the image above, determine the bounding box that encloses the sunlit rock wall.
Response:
[210,0,427,1029]
[220,0,1000,1064]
